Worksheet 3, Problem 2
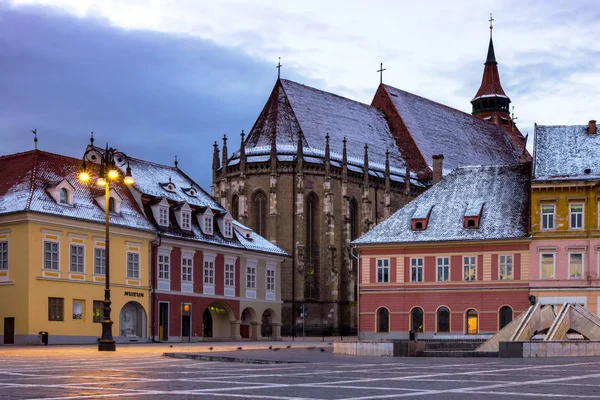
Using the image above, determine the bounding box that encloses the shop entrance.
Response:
[3,317,14,344]
[159,302,169,341]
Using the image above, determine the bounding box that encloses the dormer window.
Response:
[160,179,176,193]
[464,201,484,230]
[174,202,192,231]
[94,188,122,213]
[159,207,168,226]
[182,187,197,197]
[217,212,234,238]
[47,179,75,206]
[466,219,476,228]
[224,220,232,237]
[150,198,170,228]
[411,204,433,231]
[108,197,116,213]
[60,188,68,204]
[182,212,191,230]
[204,215,213,235]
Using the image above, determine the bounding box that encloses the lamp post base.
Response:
[98,340,116,351]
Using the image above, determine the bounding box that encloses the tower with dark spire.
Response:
[471,14,512,128]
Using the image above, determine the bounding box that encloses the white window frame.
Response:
[410,258,423,282]
[569,203,584,230]
[568,252,584,279]
[69,244,85,273]
[464,256,477,281]
[499,254,513,280]
[225,262,235,287]
[376,258,389,283]
[0,240,8,271]
[436,257,449,282]
[159,206,169,227]
[203,259,214,285]
[127,252,140,279]
[224,220,233,238]
[94,247,106,275]
[158,252,170,280]
[182,255,193,282]
[540,253,555,279]
[246,264,256,289]
[266,266,275,291]
[541,204,555,230]
[44,240,60,271]
[182,211,191,231]
[204,215,213,235]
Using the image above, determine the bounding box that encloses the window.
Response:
[541,253,555,279]
[464,256,476,281]
[225,262,235,287]
[466,309,478,334]
[203,260,214,285]
[204,216,213,234]
[499,306,513,330]
[231,194,239,220]
[437,307,450,333]
[60,188,69,204]
[305,192,319,299]
[182,256,193,282]
[48,297,64,321]
[437,257,449,282]
[377,308,389,333]
[182,212,191,230]
[0,241,7,270]
[570,204,583,229]
[108,197,116,213]
[569,253,583,279]
[266,268,275,291]
[127,252,140,279]
[541,205,555,230]
[73,299,84,320]
[466,219,475,228]
[159,207,168,226]
[94,248,106,275]
[93,300,103,323]
[499,255,513,280]
[224,220,233,238]
[377,259,389,283]
[252,191,267,237]
[158,253,170,279]
[411,258,423,282]
[411,307,423,332]
[70,245,84,273]
[44,241,59,270]
[246,265,256,289]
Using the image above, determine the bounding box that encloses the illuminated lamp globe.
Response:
[97,177,107,186]
[79,171,90,183]
[108,168,119,179]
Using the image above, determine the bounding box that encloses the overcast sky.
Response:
[2,0,599,187]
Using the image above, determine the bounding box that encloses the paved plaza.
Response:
[1,343,600,399]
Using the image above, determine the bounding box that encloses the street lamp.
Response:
[79,135,134,351]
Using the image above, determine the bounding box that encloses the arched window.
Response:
[411,307,423,332]
[251,191,267,237]
[59,188,69,204]
[108,197,116,213]
[305,192,319,299]
[437,307,450,333]
[466,309,478,334]
[499,306,513,330]
[231,194,239,221]
[349,197,359,240]
[377,308,389,333]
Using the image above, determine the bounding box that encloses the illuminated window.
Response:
[466,309,478,334]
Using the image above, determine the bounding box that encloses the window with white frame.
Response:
[182,256,193,282]
[94,248,105,275]
[225,262,235,287]
[499,255,513,280]
[464,256,476,281]
[70,244,84,273]
[266,267,275,291]
[541,253,555,279]
[569,253,583,279]
[0,241,8,270]
[127,252,140,279]
[437,257,449,282]
[411,258,423,282]
[159,207,169,226]
[570,204,583,229]
[541,205,555,230]
[158,253,170,279]
[44,241,59,270]
[182,212,191,230]
[224,220,233,238]
[204,215,213,234]
[246,264,256,289]
[377,258,389,283]
[203,259,214,285]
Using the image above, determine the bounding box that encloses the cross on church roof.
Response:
[489,13,494,38]
[377,63,386,84]
[276,57,282,79]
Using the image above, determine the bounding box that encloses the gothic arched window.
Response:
[349,197,359,240]
[251,190,267,237]
[305,192,319,300]
[231,194,239,221]
[377,308,389,333]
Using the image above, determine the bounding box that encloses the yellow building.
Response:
[0,150,155,344]
[530,121,600,315]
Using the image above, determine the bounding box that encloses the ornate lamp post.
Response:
[79,137,134,351]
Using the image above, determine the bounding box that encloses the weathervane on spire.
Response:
[32,129,38,150]
[276,57,282,79]
[489,13,494,38]
[377,62,386,84]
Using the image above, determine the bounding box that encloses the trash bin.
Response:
[38,331,48,345]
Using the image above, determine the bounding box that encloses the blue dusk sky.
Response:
[1,0,599,188]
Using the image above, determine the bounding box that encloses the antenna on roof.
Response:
[174,155,178,169]
[90,132,95,146]
[377,63,386,85]
[489,13,494,39]
[168,176,172,184]
[276,57,282,79]
[32,129,38,150]
[511,106,518,122]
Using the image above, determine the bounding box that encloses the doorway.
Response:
[182,316,191,342]
[203,308,213,338]
[3,317,14,345]
[159,302,169,341]
[466,309,478,334]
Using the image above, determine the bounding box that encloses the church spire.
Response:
[471,14,511,127]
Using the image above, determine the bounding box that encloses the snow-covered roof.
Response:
[381,85,525,171]
[533,125,600,181]
[352,163,530,245]
[0,150,154,232]
[243,79,406,171]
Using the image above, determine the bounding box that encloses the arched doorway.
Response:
[204,302,235,339]
[119,301,146,338]
[437,307,450,333]
[241,307,257,338]
[261,310,273,338]
[377,308,389,333]
[499,306,513,330]
[203,309,213,338]
[466,309,478,334]
[411,307,424,332]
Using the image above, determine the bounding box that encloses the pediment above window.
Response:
[175,202,192,231]
[150,197,170,227]
[46,179,76,206]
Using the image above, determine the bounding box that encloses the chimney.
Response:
[588,120,597,134]
[432,154,444,184]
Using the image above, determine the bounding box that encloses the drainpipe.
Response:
[150,233,162,342]
[292,169,296,338]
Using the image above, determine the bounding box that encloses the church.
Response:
[211,24,529,336]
